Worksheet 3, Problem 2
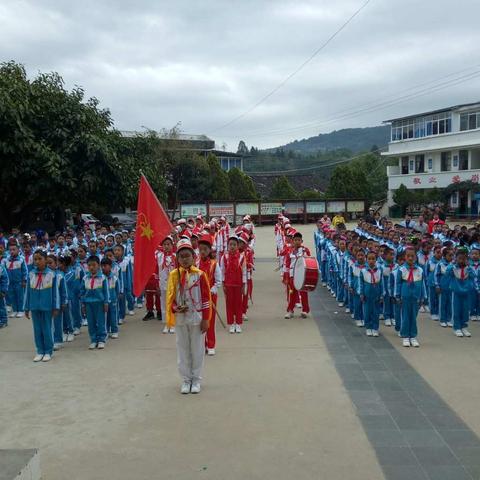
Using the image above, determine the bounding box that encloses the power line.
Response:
[210,0,372,133]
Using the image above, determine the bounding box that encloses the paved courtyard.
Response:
[1,225,480,479]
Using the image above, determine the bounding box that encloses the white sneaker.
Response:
[97,342,105,349]
[9,311,16,318]
[338,302,344,307]
[136,303,143,309]
[355,320,363,327]
[62,334,67,342]
[207,348,216,356]
[243,314,249,321]
[66,334,74,342]
[295,303,302,309]
[366,329,373,336]
[410,338,420,347]
[89,343,97,350]
[284,312,293,319]
[169,327,175,334]
[53,343,62,351]
[235,324,242,333]
[42,354,52,362]
[384,319,392,327]
[322,282,327,287]
[462,329,472,337]
[190,382,201,394]
[351,313,354,319]
[73,328,80,335]
[180,382,191,394]
[379,314,384,320]
[128,310,135,316]
[162,325,169,334]
[372,330,379,337]
[16,312,24,318]
[118,318,124,325]
[110,332,119,339]
[229,325,236,333]
[301,312,308,318]
[432,315,439,320]
[455,330,464,337]
[82,319,88,326]
[33,354,43,362]
[402,338,411,347]
[419,306,426,313]
[345,308,350,313]
[440,322,447,327]
[447,321,453,327]
[391,319,396,326]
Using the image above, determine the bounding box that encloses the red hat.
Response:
[177,218,187,226]
[176,238,194,253]
[238,232,250,244]
[198,234,212,246]
[161,235,173,245]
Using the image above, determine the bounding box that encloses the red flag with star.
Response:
[133,175,173,297]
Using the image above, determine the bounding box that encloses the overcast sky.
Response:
[1,0,480,150]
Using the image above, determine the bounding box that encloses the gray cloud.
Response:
[1,0,479,150]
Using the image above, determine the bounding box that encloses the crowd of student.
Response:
[274,212,480,348]
[0,215,256,387]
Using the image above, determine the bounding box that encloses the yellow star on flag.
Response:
[139,214,154,240]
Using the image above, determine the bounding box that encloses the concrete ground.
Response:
[1,225,479,479]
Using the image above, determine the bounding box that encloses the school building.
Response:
[383,102,480,215]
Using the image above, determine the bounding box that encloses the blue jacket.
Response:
[105,272,120,303]
[434,260,452,291]
[57,271,68,306]
[3,255,27,285]
[25,267,60,312]
[0,264,9,295]
[445,264,478,295]
[64,268,78,302]
[117,257,132,294]
[425,257,440,288]
[394,265,427,301]
[80,272,109,304]
[381,262,395,297]
[348,262,366,293]
[358,267,383,300]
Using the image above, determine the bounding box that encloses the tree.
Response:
[237,140,249,155]
[326,165,368,199]
[392,184,415,215]
[269,176,298,199]
[299,189,323,200]
[206,153,230,200]
[228,168,258,200]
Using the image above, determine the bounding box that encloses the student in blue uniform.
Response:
[25,249,60,362]
[70,251,84,335]
[80,255,109,350]
[335,239,347,307]
[58,255,75,343]
[4,243,27,318]
[113,244,133,322]
[0,263,9,328]
[392,252,405,334]
[381,247,395,327]
[359,250,383,337]
[435,248,454,328]
[101,257,120,339]
[426,246,442,321]
[47,254,68,351]
[446,247,477,337]
[469,247,480,321]
[394,246,427,347]
[348,249,366,327]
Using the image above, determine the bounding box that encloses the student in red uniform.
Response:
[285,231,311,319]
[221,235,247,333]
[238,232,254,321]
[157,236,177,333]
[143,263,161,321]
[197,234,221,355]
[280,228,294,302]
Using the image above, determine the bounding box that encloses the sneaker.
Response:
[440,322,447,327]
[366,329,373,337]
[351,313,355,319]
[136,303,143,309]
[345,308,350,313]
[229,325,236,334]
[454,329,464,337]
[207,348,216,356]
[169,327,175,334]
[143,311,154,321]
[243,314,249,321]
[419,306,426,313]
[89,343,97,350]
[156,313,162,321]
[379,314,384,320]
[180,382,191,394]
[128,310,135,316]
[66,334,74,342]
[235,324,242,333]
[410,338,420,347]
[110,332,119,339]
[190,382,201,394]
[462,329,472,337]
[53,343,62,351]
[8,311,16,318]
[295,303,302,309]
[391,319,396,326]
[384,319,392,327]
[447,321,453,327]
[97,342,105,349]
[372,330,379,337]
[42,354,52,362]
[431,315,439,320]
[338,302,344,307]
[33,354,43,362]
[402,338,411,347]
[62,333,67,342]
[284,312,293,319]
[301,312,308,318]
[322,282,327,287]
[16,312,24,318]
[82,319,88,326]
[355,320,363,327]
[162,325,169,334]
[73,328,80,335]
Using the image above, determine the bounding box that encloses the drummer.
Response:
[285,231,311,319]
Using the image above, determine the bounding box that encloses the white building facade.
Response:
[383,102,480,215]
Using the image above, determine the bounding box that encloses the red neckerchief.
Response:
[90,274,97,289]
[35,271,44,289]
[460,267,465,280]
[407,266,415,283]
[9,256,16,269]
[368,268,377,283]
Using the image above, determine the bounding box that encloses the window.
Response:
[453,155,458,168]
[451,191,458,206]
[409,160,414,172]
[401,156,409,174]
[460,111,480,131]
[459,150,469,170]
[428,158,433,170]
[441,151,452,171]
[415,154,425,173]
[391,112,451,141]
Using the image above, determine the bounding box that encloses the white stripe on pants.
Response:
[176,323,205,383]
[160,289,167,320]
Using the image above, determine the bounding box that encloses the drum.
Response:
[293,257,319,292]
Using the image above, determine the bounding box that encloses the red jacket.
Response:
[221,251,246,286]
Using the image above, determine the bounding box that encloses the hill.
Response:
[267,126,390,154]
